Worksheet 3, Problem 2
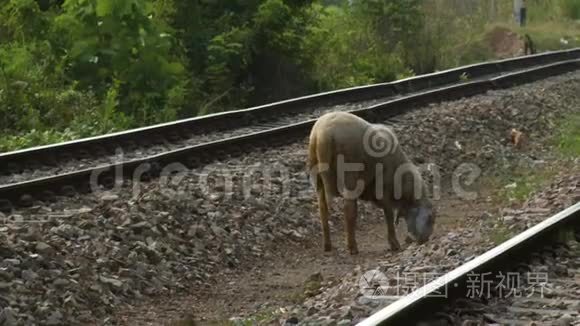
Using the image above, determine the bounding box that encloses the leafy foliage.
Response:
[54,0,188,123]
[1,0,578,152]
[299,3,413,90]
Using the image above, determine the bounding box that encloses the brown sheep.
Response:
[307,111,435,255]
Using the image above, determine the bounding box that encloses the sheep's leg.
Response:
[344,198,359,255]
[383,207,401,251]
[317,184,332,252]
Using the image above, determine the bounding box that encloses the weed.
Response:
[489,225,514,245]
[170,308,282,326]
[227,309,281,326]
[554,113,580,158]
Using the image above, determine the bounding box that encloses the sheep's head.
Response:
[403,199,435,244]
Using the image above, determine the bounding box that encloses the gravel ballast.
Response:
[278,173,579,325]
[0,70,579,325]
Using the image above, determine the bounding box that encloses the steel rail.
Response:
[357,202,580,326]
[1,58,580,212]
[1,48,579,176]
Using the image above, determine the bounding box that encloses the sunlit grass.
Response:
[554,112,580,158]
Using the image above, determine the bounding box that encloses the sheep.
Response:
[307,111,435,255]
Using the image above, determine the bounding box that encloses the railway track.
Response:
[2,48,577,183]
[357,202,580,326]
[1,53,580,213]
[452,243,580,325]
[1,49,578,187]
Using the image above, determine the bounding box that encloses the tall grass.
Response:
[410,0,514,71]
[416,0,580,72]
[560,0,580,20]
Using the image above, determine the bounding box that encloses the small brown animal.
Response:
[510,128,526,148]
[307,111,435,255]
[523,34,536,55]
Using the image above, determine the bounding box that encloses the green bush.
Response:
[0,129,79,153]
[560,0,580,20]
[53,0,189,125]
[1,0,578,153]
[299,4,413,91]
[0,41,85,132]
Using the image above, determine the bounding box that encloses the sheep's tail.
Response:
[308,127,334,193]
[308,130,316,168]
[308,130,321,191]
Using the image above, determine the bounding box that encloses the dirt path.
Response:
[101,72,580,326]
[107,186,496,326]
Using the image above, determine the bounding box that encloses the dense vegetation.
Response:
[1,0,580,152]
